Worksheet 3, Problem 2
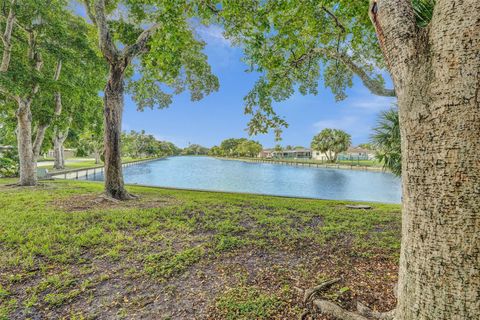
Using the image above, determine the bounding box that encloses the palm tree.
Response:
[371,108,401,176]
[311,129,351,163]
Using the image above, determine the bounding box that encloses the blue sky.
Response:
[71,3,396,149]
[124,25,396,148]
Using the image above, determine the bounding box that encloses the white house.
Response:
[311,150,334,161]
[338,147,375,160]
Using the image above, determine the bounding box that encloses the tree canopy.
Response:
[211,1,393,138]
[210,138,262,157]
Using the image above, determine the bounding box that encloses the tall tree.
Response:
[82,0,219,199]
[217,0,479,318]
[311,128,351,162]
[0,0,104,184]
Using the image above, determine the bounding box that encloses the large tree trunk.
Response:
[103,63,131,199]
[370,1,480,319]
[16,102,36,186]
[53,128,68,170]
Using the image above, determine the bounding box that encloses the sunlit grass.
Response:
[0,179,401,318]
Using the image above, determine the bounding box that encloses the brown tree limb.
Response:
[303,278,341,304]
[32,123,48,157]
[368,0,421,82]
[0,0,16,72]
[313,299,369,320]
[93,0,119,62]
[321,6,345,33]
[122,23,161,59]
[311,48,395,97]
[356,302,396,319]
[82,0,97,24]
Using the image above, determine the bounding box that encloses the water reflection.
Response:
[83,156,401,203]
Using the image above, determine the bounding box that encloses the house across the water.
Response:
[258,146,376,161]
[338,147,375,160]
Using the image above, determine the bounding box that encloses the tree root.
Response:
[299,278,396,320]
[96,194,122,203]
[313,299,369,320]
[356,302,395,319]
[303,278,341,304]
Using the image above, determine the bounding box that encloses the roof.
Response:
[273,149,311,153]
[345,147,373,154]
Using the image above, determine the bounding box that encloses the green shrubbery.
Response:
[0,151,19,178]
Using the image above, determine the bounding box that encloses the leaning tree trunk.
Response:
[16,102,36,186]
[103,63,131,199]
[370,1,480,319]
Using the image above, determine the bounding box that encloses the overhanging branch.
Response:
[312,48,395,97]
[122,23,162,59]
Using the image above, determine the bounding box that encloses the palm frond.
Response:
[412,0,436,27]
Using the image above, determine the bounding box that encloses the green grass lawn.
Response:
[0,179,401,319]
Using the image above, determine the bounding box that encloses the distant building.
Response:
[258,149,274,158]
[259,148,312,159]
[311,150,334,161]
[338,147,375,160]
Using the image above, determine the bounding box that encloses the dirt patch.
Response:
[51,193,181,212]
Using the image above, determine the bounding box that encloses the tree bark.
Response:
[103,63,131,199]
[91,0,158,199]
[94,148,101,164]
[53,135,64,170]
[16,102,36,186]
[32,123,48,158]
[53,127,68,170]
[370,1,480,319]
[0,0,16,72]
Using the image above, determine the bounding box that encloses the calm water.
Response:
[84,156,401,203]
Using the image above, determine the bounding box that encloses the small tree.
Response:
[371,108,401,176]
[311,129,351,162]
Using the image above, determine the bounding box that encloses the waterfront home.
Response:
[311,150,334,161]
[273,149,312,159]
[338,147,375,160]
[258,148,312,159]
[258,149,275,158]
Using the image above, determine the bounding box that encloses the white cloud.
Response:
[348,95,396,111]
[196,24,232,47]
[312,115,375,144]
[313,116,359,133]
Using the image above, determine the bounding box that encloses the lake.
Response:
[83,156,401,203]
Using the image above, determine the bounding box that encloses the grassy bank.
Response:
[0,180,401,319]
[219,156,385,171]
[38,157,144,172]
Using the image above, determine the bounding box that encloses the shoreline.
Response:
[216,156,388,173]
